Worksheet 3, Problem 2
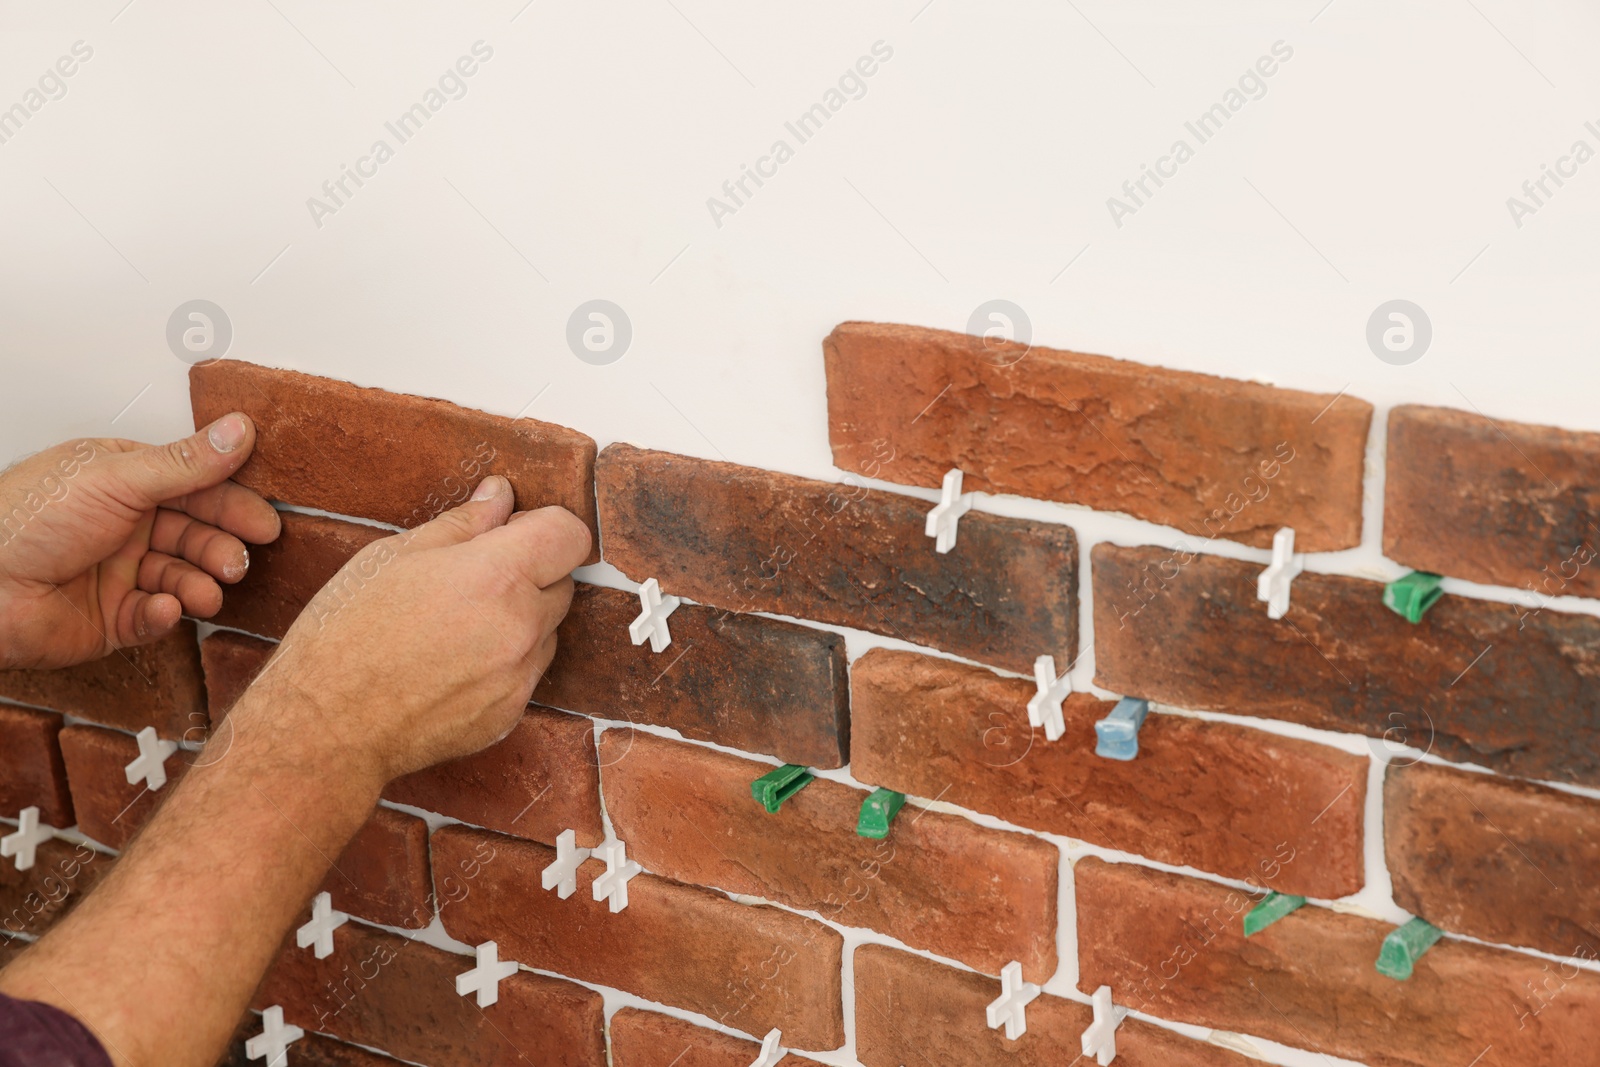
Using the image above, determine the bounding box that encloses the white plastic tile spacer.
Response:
[295,891,349,960]
[124,726,179,792]
[1080,984,1127,1065]
[455,940,519,1008]
[924,468,975,554]
[0,807,53,872]
[748,1028,786,1067]
[1256,527,1304,620]
[986,960,1040,1041]
[245,1005,304,1067]
[628,577,681,653]
[540,828,592,900]
[1026,655,1071,742]
[591,838,642,913]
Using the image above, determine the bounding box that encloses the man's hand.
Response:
[232,475,591,787]
[0,414,281,670]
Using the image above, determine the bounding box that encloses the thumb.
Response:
[396,476,515,552]
[104,413,256,509]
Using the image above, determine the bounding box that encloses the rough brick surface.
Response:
[201,629,274,721]
[191,359,599,562]
[323,807,433,930]
[850,649,1364,897]
[855,943,1257,1067]
[210,511,387,640]
[824,322,1372,551]
[217,1027,408,1067]
[1386,404,1600,596]
[0,838,109,939]
[608,1009,828,1067]
[1093,544,1600,787]
[0,623,204,740]
[254,919,606,1067]
[536,584,850,768]
[58,723,188,850]
[1076,857,1600,1067]
[388,707,603,846]
[1386,761,1600,959]
[596,444,1077,674]
[0,705,73,828]
[433,825,845,1051]
[601,731,1058,981]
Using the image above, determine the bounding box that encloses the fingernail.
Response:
[471,476,507,502]
[225,549,249,582]
[208,413,248,454]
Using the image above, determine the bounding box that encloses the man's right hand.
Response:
[232,475,591,788]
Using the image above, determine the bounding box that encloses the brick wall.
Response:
[3,330,1598,1067]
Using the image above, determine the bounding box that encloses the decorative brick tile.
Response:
[1076,857,1600,1067]
[325,807,433,931]
[824,321,1371,551]
[596,444,1078,674]
[855,943,1258,1067]
[1386,761,1600,959]
[536,584,850,768]
[850,649,1365,897]
[253,919,607,1067]
[600,731,1058,982]
[200,629,274,722]
[0,705,73,828]
[0,623,204,740]
[190,359,599,562]
[210,511,387,641]
[1386,404,1600,596]
[58,723,188,850]
[216,1025,411,1067]
[1093,544,1600,787]
[608,1008,827,1067]
[432,825,845,1051]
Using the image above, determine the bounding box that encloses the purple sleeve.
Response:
[0,991,113,1067]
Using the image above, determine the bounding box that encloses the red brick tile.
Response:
[1076,857,1600,1067]
[210,511,387,640]
[596,444,1077,674]
[824,321,1371,551]
[0,622,204,740]
[323,807,433,931]
[190,359,599,563]
[1093,543,1600,788]
[0,705,73,828]
[200,629,274,723]
[601,731,1058,981]
[855,943,1258,1067]
[388,707,603,847]
[850,649,1365,898]
[0,837,109,940]
[254,919,606,1067]
[1386,761,1600,959]
[536,584,849,768]
[608,1008,828,1067]
[58,723,188,849]
[1386,404,1600,596]
[217,1026,411,1067]
[433,825,845,1051]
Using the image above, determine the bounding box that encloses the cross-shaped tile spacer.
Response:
[540,828,592,899]
[1080,984,1126,1065]
[455,940,520,1007]
[124,726,179,792]
[1,807,53,872]
[245,1005,304,1067]
[747,1028,786,1067]
[628,578,681,653]
[985,960,1040,1041]
[924,468,975,554]
[295,891,349,960]
[1256,527,1304,620]
[1026,655,1071,742]
[591,838,642,913]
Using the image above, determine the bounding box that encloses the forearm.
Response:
[0,683,382,1067]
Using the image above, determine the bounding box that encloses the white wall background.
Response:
[5,2,1600,1065]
